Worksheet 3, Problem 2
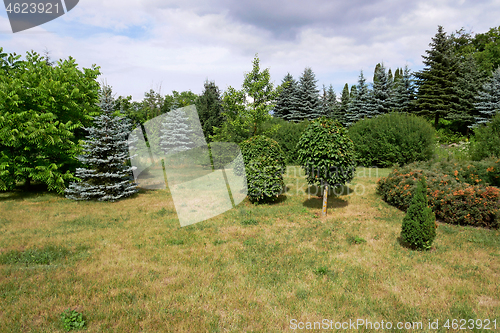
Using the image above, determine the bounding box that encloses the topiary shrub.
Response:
[238,135,286,203]
[401,177,437,250]
[348,112,435,167]
[470,112,500,161]
[296,117,355,190]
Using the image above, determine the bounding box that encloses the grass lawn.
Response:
[0,166,499,332]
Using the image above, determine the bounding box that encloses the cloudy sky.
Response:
[1,0,499,101]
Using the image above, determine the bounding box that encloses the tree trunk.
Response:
[322,185,328,216]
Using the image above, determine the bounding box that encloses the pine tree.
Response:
[159,108,195,156]
[320,84,339,118]
[401,177,436,251]
[274,73,300,121]
[370,62,394,115]
[296,67,322,121]
[414,25,459,127]
[394,68,403,82]
[65,85,138,202]
[449,54,487,133]
[338,83,350,125]
[392,65,416,113]
[474,66,500,126]
[195,80,223,142]
[345,71,371,126]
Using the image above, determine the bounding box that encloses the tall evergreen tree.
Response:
[449,54,487,133]
[474,66,500,126]
[320,84,339,118]
[195,80,223,142]
[296,67,322,121]
[274,73,300,121]
[345,71,371,126]
[370,62,394,115]
[394,68,403,82]
[65,85,138,202]
[338,83,350,125]
[392,65,416,113]
[414,25,459,127]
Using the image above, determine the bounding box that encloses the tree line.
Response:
[1,25,499,193]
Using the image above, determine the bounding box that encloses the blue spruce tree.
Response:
[392,65,416,113]
[65,84,138,202]
[274,73,300,121]
[370,62,394,115]
[296,67,322,121]
[474,66,500,126]
[345,71,371,126]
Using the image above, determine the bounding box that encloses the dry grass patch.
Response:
[0,167,499,331]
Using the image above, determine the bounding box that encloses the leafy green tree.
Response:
[0,48,101,193]
[65,85,137,201]
[414,26,459,127]
[470,26,500,75]
[296,67,322,121]
[401,177,436,251]
[296,117,355,214]
[195,80,223,142]
[211,54,279,142]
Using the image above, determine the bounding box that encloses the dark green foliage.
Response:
[348,113,435,167]
[241,219,259,225]
[296,117,355,188]
[194,80,223,142]
[239,135,286,202]
[60,309,86,331]
[377,164,499,228]
[0,245,71,265]
[263,117,310,165]
[470,112,500,160]
[401,177,437,250]
[0,48,101,193]
[338,83,350,125]
[414,26,458,127]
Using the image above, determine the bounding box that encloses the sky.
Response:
[1,0,499,101]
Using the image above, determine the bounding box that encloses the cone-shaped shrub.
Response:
[401,177,437,250]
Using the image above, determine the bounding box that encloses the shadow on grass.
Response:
[303,184,355,197]
[302,196,348,210]
[0,182,56,202]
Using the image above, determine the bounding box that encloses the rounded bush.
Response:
[263,117,310,165]
[349,112,435,167]
[296,117,355,188]
[470,112,500,161]
[238,135,286,203]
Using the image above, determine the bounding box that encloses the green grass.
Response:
[0,166,498,332]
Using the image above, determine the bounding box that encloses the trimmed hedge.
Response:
[377,164,499,228]
[349,112,435,167]
[238,135,286,203]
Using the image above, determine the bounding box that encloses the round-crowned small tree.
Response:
[401,177,437,250]
[296,117,355,215]
[238,135,286,203]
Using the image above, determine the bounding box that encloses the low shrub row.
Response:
[377,164,500,228]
